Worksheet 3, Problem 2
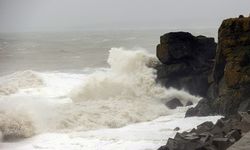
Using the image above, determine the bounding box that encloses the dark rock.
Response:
[185,98,214,117]
[225,129,241,141]
[155,32,216,97]
[212,138,232,150]
[238,99,250,112]
[174,127,180,131]
[239,15,244,18]
[165,98,183,109]
[186,101,193,106]
[239,112,250,124]
[157,115,250,150]
[199,132,212,143]
[214,119,225,128]
[157,146,170,150]
[196,121,214,133]
[166,138,179,150]
[156,32,216,65]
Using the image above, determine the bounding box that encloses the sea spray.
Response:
[0,70,44,95]
[0,48,200,140]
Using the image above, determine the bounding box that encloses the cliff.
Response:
[186,16,250,117]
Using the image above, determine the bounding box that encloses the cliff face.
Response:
[155,32,216,97]
[211,17,250,115]
[187,16,250,117]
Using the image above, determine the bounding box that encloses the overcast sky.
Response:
[0,0,250,32]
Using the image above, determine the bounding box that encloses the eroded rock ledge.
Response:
[155,32,216,97]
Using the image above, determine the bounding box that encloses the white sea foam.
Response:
[0,70,44,95]
[0,48,200,140]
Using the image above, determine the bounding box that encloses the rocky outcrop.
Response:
[158,112,250,150]
[186,16,250,117]
[155,32,217,97]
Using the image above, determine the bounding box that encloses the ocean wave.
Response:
[0,111,35,141]
[0,70,44,95]
[0,48,200,141]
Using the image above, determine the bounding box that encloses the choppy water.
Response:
[0,29,219,150]
[0,29,216,75]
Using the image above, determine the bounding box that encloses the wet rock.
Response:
[165,98,183,109]
[174,127,180,131]
[225,129,241,141]
[239,15,244,18]
[238,99,250,113]
[212,138,231,150]
[196,121,214,133]
[155,32,216,97]
[185,98,214,117]
[185,101,193,106]
[158,114,250,150]
[156,32,216,65]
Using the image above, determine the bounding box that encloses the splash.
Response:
[0,70,44,95]
[0,48,200,140]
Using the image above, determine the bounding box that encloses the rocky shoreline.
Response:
[156,16,250,150]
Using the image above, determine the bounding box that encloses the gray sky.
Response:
[0,0,250,32]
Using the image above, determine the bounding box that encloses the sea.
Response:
[0,28,220,150]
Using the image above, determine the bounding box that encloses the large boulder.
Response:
[165,98,183,109]
[155,32,217,97]
[186,16,250,117]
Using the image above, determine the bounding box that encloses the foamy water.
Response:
[0,48,219,149]
[1,112,221,150]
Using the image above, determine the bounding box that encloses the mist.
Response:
[0,0,250,32]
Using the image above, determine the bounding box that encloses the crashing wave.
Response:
[0,111,35,141]
[0,48,200,140]
[0,70,44,95]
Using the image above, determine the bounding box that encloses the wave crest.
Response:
[0,111,35,141]
[0,70,44,95]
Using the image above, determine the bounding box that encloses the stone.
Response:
[166,138,179,149]
[157,146,170,150]
[156,32,216,65]
[239,112,250,124]
[196,121,214,133]
[185,98,214,117]
[238,99,250,113]
[212,138,232,150]
[165,98,183,109]
[155,32,216,97]
[239,15,244,18]
[225,129,241,141]
[174,127,180,131]
[186,101,193,106]
[157,115,246,150]
[200,132,213,143]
